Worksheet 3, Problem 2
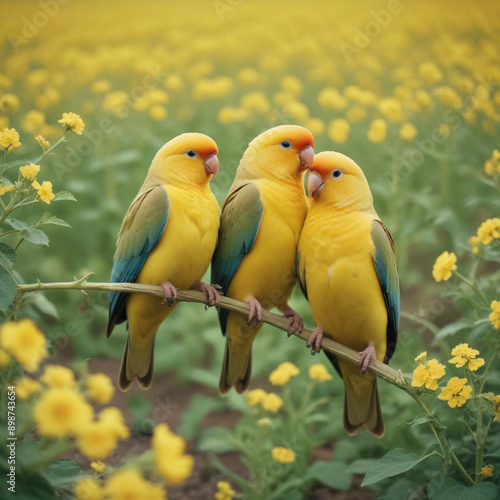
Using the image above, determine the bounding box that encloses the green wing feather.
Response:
[211,182,263,335]
[371,220,400,363]
[107,186,170,336]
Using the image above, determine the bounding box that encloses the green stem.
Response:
[35,135,66,164]
[408,390,474,485]
[454,271,490,309]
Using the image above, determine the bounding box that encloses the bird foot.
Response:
[359,342,376,374]
[281,306,304,336]
[193,282,222,308]
[246,296,263,327]
[306,326,324,355]
[160,281,177,306]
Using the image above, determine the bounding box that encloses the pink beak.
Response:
[204,154,219,180]
[307,171,324,198]
[299,146,314,172]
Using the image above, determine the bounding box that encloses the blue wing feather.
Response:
[371,220,400,363]
[211,183,263,335]
[107,187,170,336]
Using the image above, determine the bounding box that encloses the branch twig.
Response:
[17,276,409,388]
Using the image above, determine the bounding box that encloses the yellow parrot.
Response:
[212,125,314,393]
[297,151,400,437]
[107,133,221,390]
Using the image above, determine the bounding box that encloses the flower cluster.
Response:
[437,377,472,408]
[432,251,457,282]
[448,343,485,371]
[269,362,300,386]
[214,481,236,500]
[246,389,284,413]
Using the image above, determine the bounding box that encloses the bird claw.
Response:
[282,307,304,336]
[359,342,376,374]
[193,282,221,308]
[160,281,177,306]
[306,326,324,354]
[246,296,263,327]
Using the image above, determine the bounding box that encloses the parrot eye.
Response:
[280,140,291,149]
[332,169,343,178]
[186,149,197,158]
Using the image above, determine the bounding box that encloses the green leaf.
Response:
[9,472,55,500]
[399,413,446,431]
[39,212,71,228]
[45,460,80,482]
[5,217,28,230]
[435,319,472,341]
[0,242,16,269]
[197,426,236,453]
[28,293,59,320]
[306,461,351,490]
[347,459,379,474]
[178,394,220,440]
[20,228,49,246]
[361,448,434,486]
[0,263,17,313]
[428,474,498,500]
[52,191,77,202]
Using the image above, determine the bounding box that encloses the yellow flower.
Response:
[489,301,500,330]
[434,86,462,108]
[414,351,427,362]
[378,98,403,122]
[477,218,500,245]
[152,423,194,486]
[328,119,350,143]
[257,417,272,431]
[418,61,443,84]
[237,67,259,86]
[77,420,120,460]
[469,235,480,255]
[14,377,42,401]
[34,388,93,437]
[411,359,446,391]
[269,362,299,386]
[281,76,302,96]
[99,407,130,440]
[22,110,46,133]
[480,465,494,478]
[149,105,167,121]
[449,343,485,371]
[367,119,387,144]
[308,364,333,382]
[102,91,129,116]
[0,94,20,114]
[104,469,166,500]
[215,480,236,500]
[399,123,418,141]
[32,180,55,204]
[271,447,296,464]
[0,319,47,372]
[285,100,310,121]
[165,74,184,92]
[0,127,21,151]
[86,373,115,404]
[0,185,14,196]
[240,91,270,113]
[439,123,450,139]
[305,118,325,136]
[484,150,500,176]
[218,106,249,124]
[40,365,76,388]
[318,87,347,110]
[35,135,50,149]
[493,395,500,422]
[19,163,40,180]
[432,251,457,282]
[91,461,106,474]
[58,112,85,135]
[0,348,10,368]
[91,80,112,94]
[261,393,283,413]
[437,377,472,408]
[246,388,267,406]
[75,477,102,500]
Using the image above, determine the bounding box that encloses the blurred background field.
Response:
[1,0,499,498]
